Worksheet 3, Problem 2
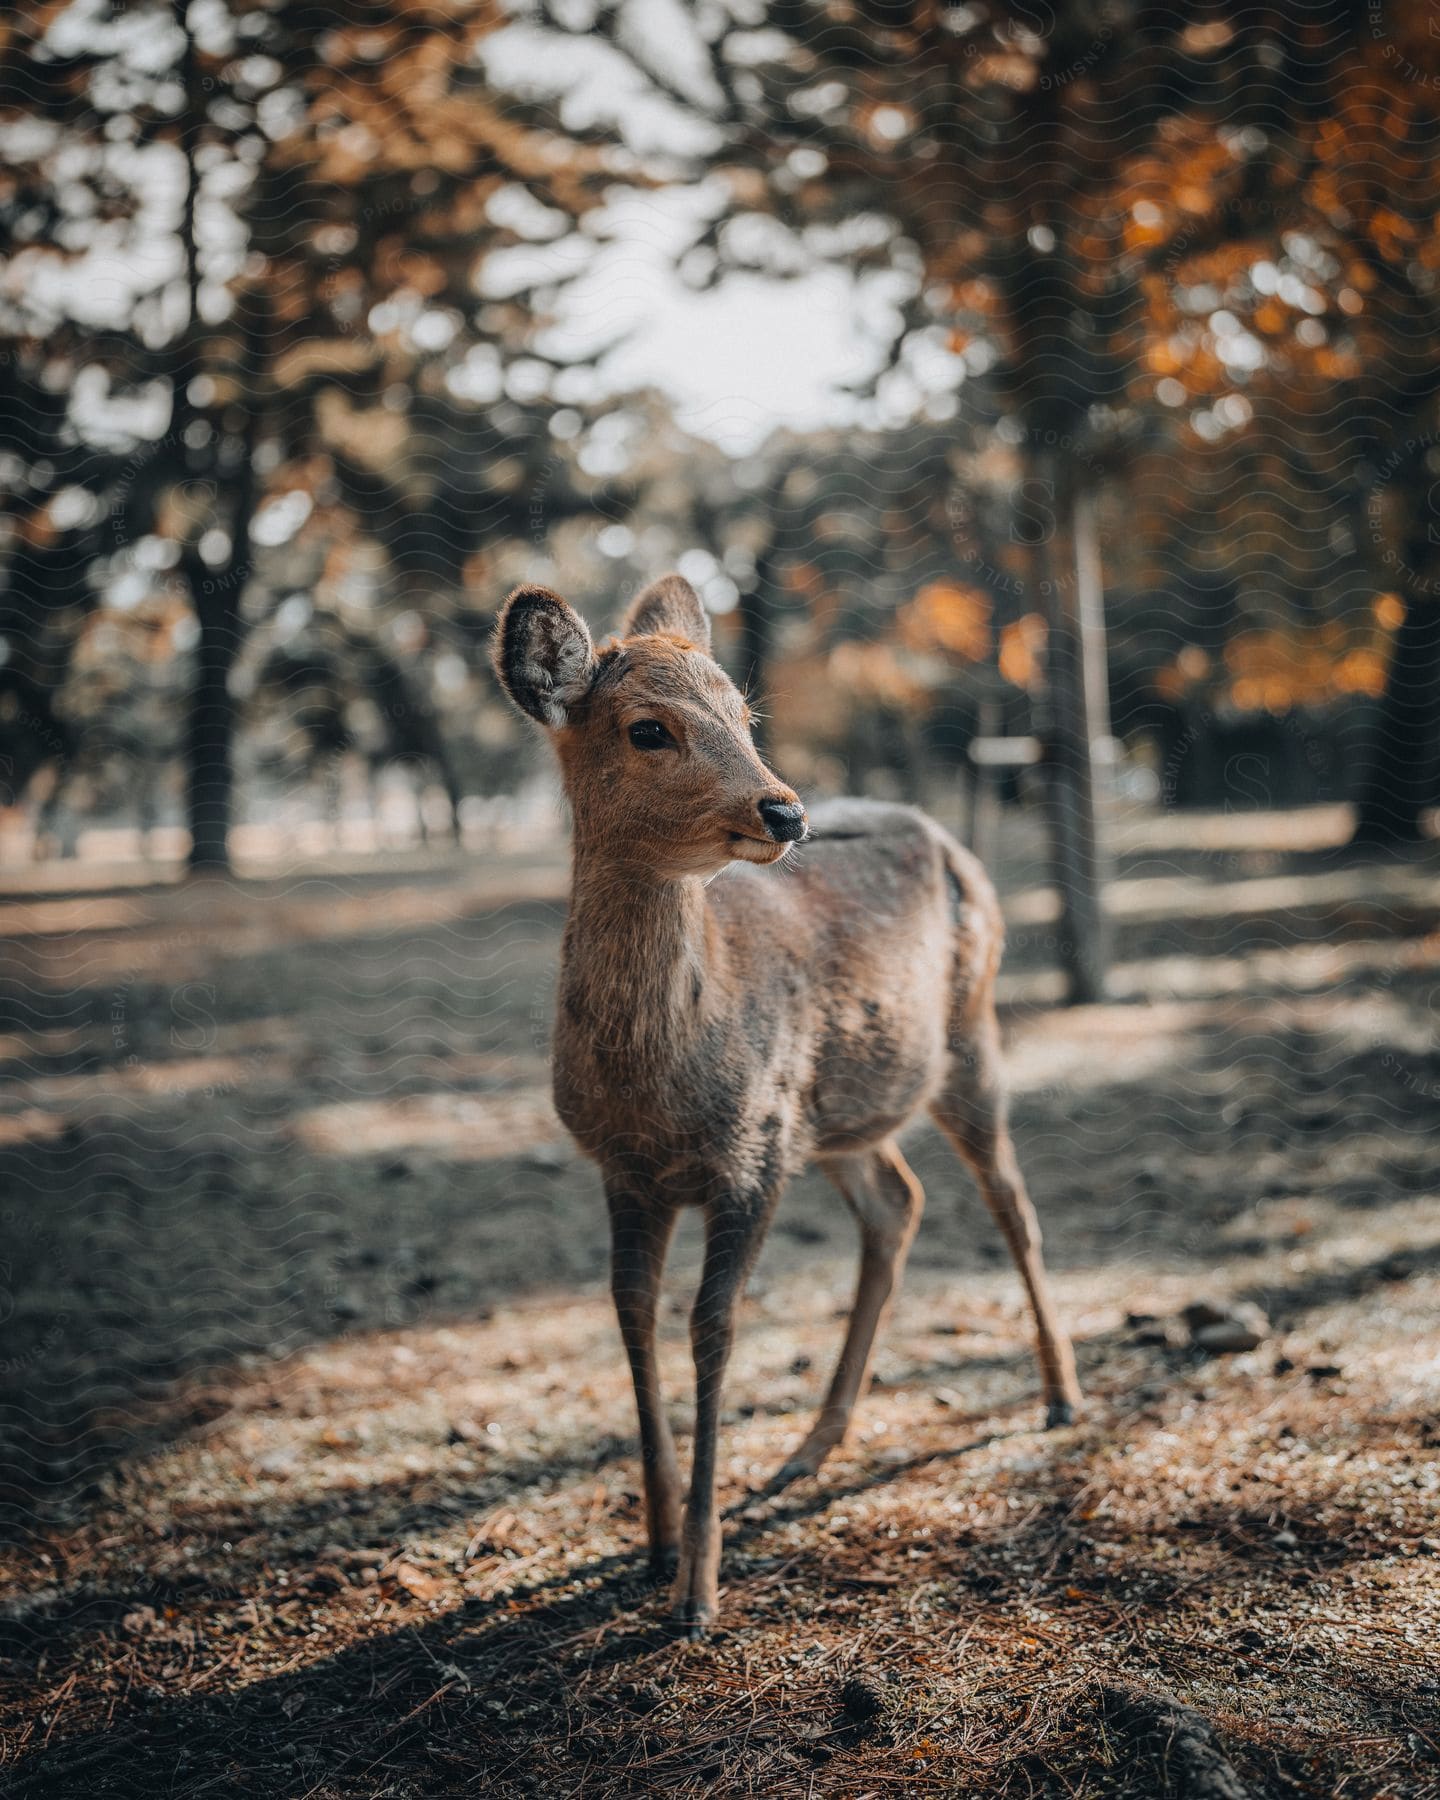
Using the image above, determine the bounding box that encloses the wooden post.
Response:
[1040,463,1109,1004]
[1074,485,1112,750]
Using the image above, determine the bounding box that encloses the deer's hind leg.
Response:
[768,1141,924,1493]
[929,1008,1081,1427]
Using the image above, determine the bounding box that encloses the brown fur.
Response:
[492,573,1080,1635]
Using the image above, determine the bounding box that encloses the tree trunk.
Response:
[1351,599,1440,844]
[174,0,236,875]
[966,697,1002,869]
[1038,456,1110,1004]
[181,291,265,874]
[183,564,240,871]
[735,553,774,752]
[1073,484,1112,748]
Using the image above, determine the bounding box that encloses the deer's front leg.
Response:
[675,1190,776,1637]
[608,1191,682,1574]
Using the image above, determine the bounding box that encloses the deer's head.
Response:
[493,574,806,878]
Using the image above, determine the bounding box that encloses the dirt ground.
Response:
[0,803,1438,1798]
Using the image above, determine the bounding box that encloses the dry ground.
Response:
[0,804,1437,1797]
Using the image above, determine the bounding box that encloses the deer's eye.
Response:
[627,719,675,751]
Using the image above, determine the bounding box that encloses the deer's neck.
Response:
[560,847,721,1069]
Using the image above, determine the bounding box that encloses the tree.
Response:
[1110,6,1440,840]
[0,0,629,869]
[493,0,1180,994]
[506,3,1440,827]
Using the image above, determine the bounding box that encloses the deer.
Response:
[492,573,1081,1636]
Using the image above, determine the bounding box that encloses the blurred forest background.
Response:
[3,0,1439,884]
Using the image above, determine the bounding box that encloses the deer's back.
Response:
[712,796,999,958]
[710,799,1002,1155]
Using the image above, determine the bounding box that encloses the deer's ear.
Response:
[621,572,712,654]
[492,585,596,727]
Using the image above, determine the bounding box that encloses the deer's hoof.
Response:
[1045,1398,1078,1429]
[765,1456,818,1496]
[669,1596,715,1640]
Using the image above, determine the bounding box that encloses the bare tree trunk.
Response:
[172,3,266,873]
[1351,599,1440,845]
[175,0,225,873]
[181,564,238,871]
[1074,484,1111,747]
[736,553,774,753]
[967,697,1002,869]
[1038,456,1109,1004]
[182,290,264,874]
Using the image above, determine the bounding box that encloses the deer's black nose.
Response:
[758,798,808,843]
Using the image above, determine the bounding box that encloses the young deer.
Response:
[493,573,1080,1635]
